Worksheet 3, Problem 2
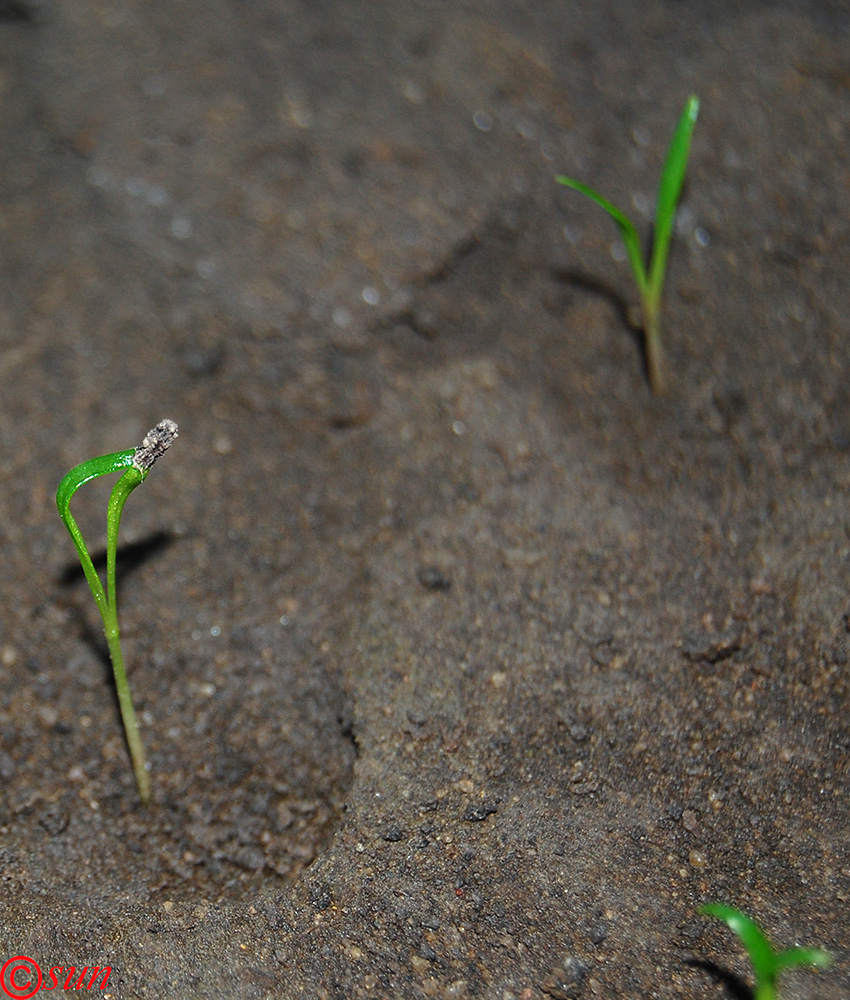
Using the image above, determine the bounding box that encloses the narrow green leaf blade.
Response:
[773,946,832,973]
[648,94,699,297]
[700,904,777,986]
[56,449,137,615]
[556,175,648,295]
[56,449,138,519]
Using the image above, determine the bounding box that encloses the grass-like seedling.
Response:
[700,903,832,1000]
[57,419,178,804]
[556,94,699,394]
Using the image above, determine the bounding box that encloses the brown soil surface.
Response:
[0,2,847,997]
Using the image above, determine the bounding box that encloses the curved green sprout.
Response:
[557,95,699,394]
[700,903,832,1000]
[56,419,178,804]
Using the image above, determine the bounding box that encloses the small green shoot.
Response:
[700,903,832,1000]
[556,94,699,394]
[56,419,178,805]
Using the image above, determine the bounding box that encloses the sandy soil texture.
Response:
[0,2,847,997]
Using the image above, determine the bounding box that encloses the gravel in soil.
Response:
[0,2,848,998]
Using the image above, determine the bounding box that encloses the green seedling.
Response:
[556,94,699,394]
[57,419,178,805]
[700,903,832,1000]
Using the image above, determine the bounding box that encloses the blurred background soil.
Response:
[0,1,848,997]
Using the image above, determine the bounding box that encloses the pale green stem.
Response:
[642,293,664,396]
[105,468,150,804]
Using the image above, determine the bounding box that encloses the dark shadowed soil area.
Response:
[0,1,848,997]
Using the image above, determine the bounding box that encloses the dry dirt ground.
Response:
[0,1,848,997]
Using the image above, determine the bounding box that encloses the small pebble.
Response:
[38,806,69,836]
[417,566,452,592]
